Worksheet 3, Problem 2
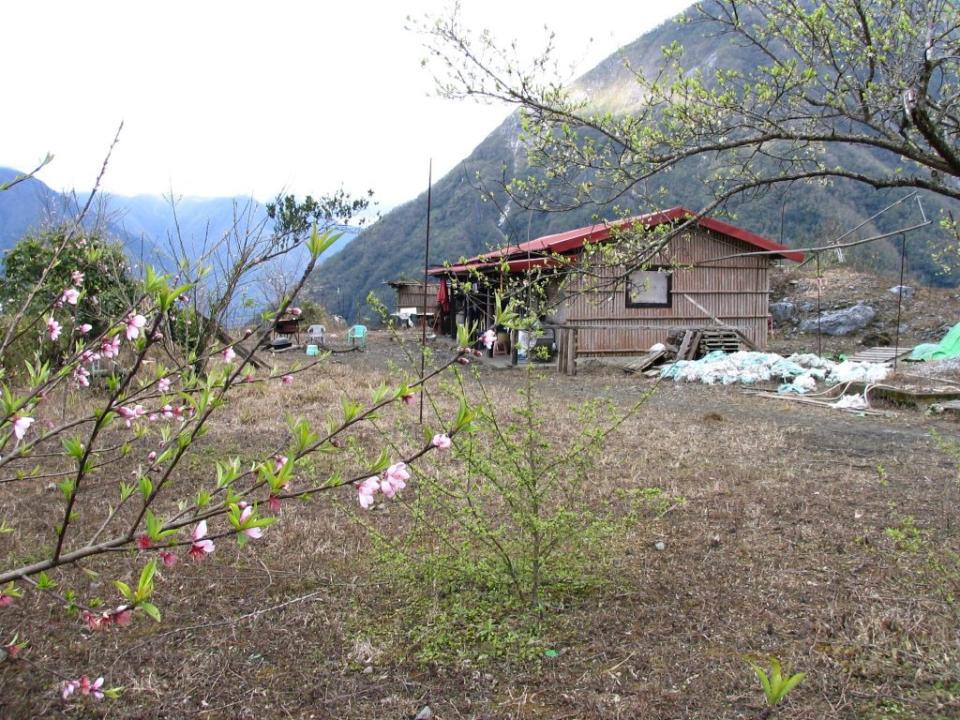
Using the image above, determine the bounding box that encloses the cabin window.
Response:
[625,269,672,308]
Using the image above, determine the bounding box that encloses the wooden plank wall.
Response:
[564,229,771,354]
[394,283,439,315]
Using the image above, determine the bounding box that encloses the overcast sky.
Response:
[3,1,692,209]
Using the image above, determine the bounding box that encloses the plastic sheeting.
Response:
[660,350,889,393]
[910,321,960,361]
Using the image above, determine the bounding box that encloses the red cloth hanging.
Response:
[437,277,450,313]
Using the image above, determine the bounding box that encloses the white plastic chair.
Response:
[307,324,325,345]
[398,307,417,328]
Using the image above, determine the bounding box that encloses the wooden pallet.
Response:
[677,330,706,360]
[626,349,667,373]
[698,329,742,354]
[847,346,914,364]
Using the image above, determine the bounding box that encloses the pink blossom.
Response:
[47,317,62,341]
[100,335,121,359]
[71,270,85,286]
[239,505,263,539]
[273,454,288,473]
[161,404,174,420]
[243,373,255,383]
[0,593,13,607]
[222,346,236,363]
[147,451,157,463]
[157,377,171,393]
[80,349,99,365]
[431,433,452,450]
[188,520,215,560]
[136,535,152,550]
[289,307,302,317]
[151,330,163,341]
[456,356,471,365]
[267,494,281,512]
[61,287,80,305]
[481,329,496,350]
[116,405,145,428]
[357,477,380,509]
[124,313,146,341]
[4,642,21,659]
[73,365,90,388]
[81,610,110,631]
[401,393,416,406]
[111,608,133,627]
[281,374,294,385]
[381,462,410,498]
[77,323,93,335]
[62,675,104,701]
[159,550,178,568]
[12,415,34,440]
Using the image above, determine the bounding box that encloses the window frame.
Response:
[625,267,673,308]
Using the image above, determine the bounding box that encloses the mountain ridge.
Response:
[310,7,957,321]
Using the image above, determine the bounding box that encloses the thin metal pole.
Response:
[816,252,822,358]
[419,160,432,425]
[893,233,907,371]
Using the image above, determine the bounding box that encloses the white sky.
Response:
[2,1,692,209]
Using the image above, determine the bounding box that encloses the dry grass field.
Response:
[1,326,959,719]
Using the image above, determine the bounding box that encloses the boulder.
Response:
[799,302,876,336]
[889,285,915,299]
[770,301,797,325]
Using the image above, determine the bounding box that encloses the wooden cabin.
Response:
[429,208,803,355]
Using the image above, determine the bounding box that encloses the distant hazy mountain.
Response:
[312,7,958,321]
[0,168,360,279]
[0,167,71,248]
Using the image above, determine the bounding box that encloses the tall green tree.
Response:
[1,226,138,330]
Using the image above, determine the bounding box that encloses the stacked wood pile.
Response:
[625,326,753,374]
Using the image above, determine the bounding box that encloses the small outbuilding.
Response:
[385,280,441,326]
[429,207,803,355]
[385,280,440,313]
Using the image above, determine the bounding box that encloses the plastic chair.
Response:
[347,324,367,350]
[307,324,325,345]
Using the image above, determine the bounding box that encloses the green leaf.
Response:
[57,478,76,501]
[341,397,362,423]
[36,572,56,590]
[369,448,390,474]
[138,601,161,623]
[61,436,84,459]
[307,225,343,261]
[778,671,806,701]
[135,559,157,603]
[114,580,133,601]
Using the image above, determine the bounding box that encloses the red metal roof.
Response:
[429,207,804,275]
